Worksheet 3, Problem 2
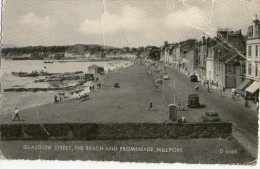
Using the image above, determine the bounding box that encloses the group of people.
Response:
[54,94,63,103]
[231,88,240,100]
[177,102,188,111]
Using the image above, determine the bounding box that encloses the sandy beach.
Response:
[0,63,169,124]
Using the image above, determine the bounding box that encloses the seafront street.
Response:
[154,63,258,157]
[1,61,258,138]
[1,60,258,158]
[156,63,258,143]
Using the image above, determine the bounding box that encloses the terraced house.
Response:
[206,29,246,89]
[180,39,198,74]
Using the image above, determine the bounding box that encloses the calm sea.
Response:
[0,59,132,114]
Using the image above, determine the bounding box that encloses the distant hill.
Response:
[65,44,119,54]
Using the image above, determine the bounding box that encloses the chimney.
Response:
[202,36,206,44]
[164,41,168,47]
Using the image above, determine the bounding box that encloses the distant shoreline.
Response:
[2,58,133,62]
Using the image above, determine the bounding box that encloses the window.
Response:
[248,26,253,38]
[259,62,260,77]
[241,65,246,75]
[248,46,252,57]
[255,62,258,77]
[256,45,259,57]
[248,63,252,75]
[258,26,260,37]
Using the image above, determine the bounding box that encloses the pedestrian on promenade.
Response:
[177,102,181,110]
[256,101,259,111]
[195,84,199,91]
[13,107,20,121]
[54,95,58,103]
[117,102,121,109]
[59,95,63,102]
[182,102,185,111]
[155,84,158,90]
[149,100,153,111]
[222,86,225,94]
[236,93,240,101]
[231,88,236,99]
[207,85,210,92]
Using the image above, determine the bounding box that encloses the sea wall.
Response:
[0,122,232,140]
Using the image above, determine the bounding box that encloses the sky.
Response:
[2,0,260,48]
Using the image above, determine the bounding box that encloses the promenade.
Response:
[0,64,169,124]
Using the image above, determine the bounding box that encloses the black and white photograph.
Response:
[0,0,259,166]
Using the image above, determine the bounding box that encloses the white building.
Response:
[244,17,260,99]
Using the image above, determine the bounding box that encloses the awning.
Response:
[245,81,260,93]
[237,79,252,90]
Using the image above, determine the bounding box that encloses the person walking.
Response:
[195,84,199,91]
[13,107,20,121]
[231,88,235,99]
[54,95,58,103]
[177,102,181,110]
[207,85,210,93]
[256,101,259,112]
[182,102,185,111]
[59,95,63,102]
[149,100,153,111]
[155,83,158,90]
[236,93,240,101]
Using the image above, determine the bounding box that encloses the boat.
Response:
[58,61,67,63]
[12,71,39,77]
[44,61,54,64]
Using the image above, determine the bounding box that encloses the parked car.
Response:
[187,94,200,108]
[202,112,221,122]
[190,74,198,82]
[163,74,169,80]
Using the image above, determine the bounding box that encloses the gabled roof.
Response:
[212,35,245,63]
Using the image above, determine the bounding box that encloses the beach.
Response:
[0,59,133,114]
[0,63,168,124]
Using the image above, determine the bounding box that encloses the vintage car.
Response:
[202,112,221,122]
[187,94,200,108]
[190,74,198,82]
[163,74,169,80]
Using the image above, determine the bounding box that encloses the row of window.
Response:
[247,61,260,77]
[247,25,260,38]
[247,45,259,57]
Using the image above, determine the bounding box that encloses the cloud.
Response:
[19,13,56,27]
[79,5,146,34]
[165,7,209,29]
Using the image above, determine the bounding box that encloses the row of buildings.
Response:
[160,19,260,99]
